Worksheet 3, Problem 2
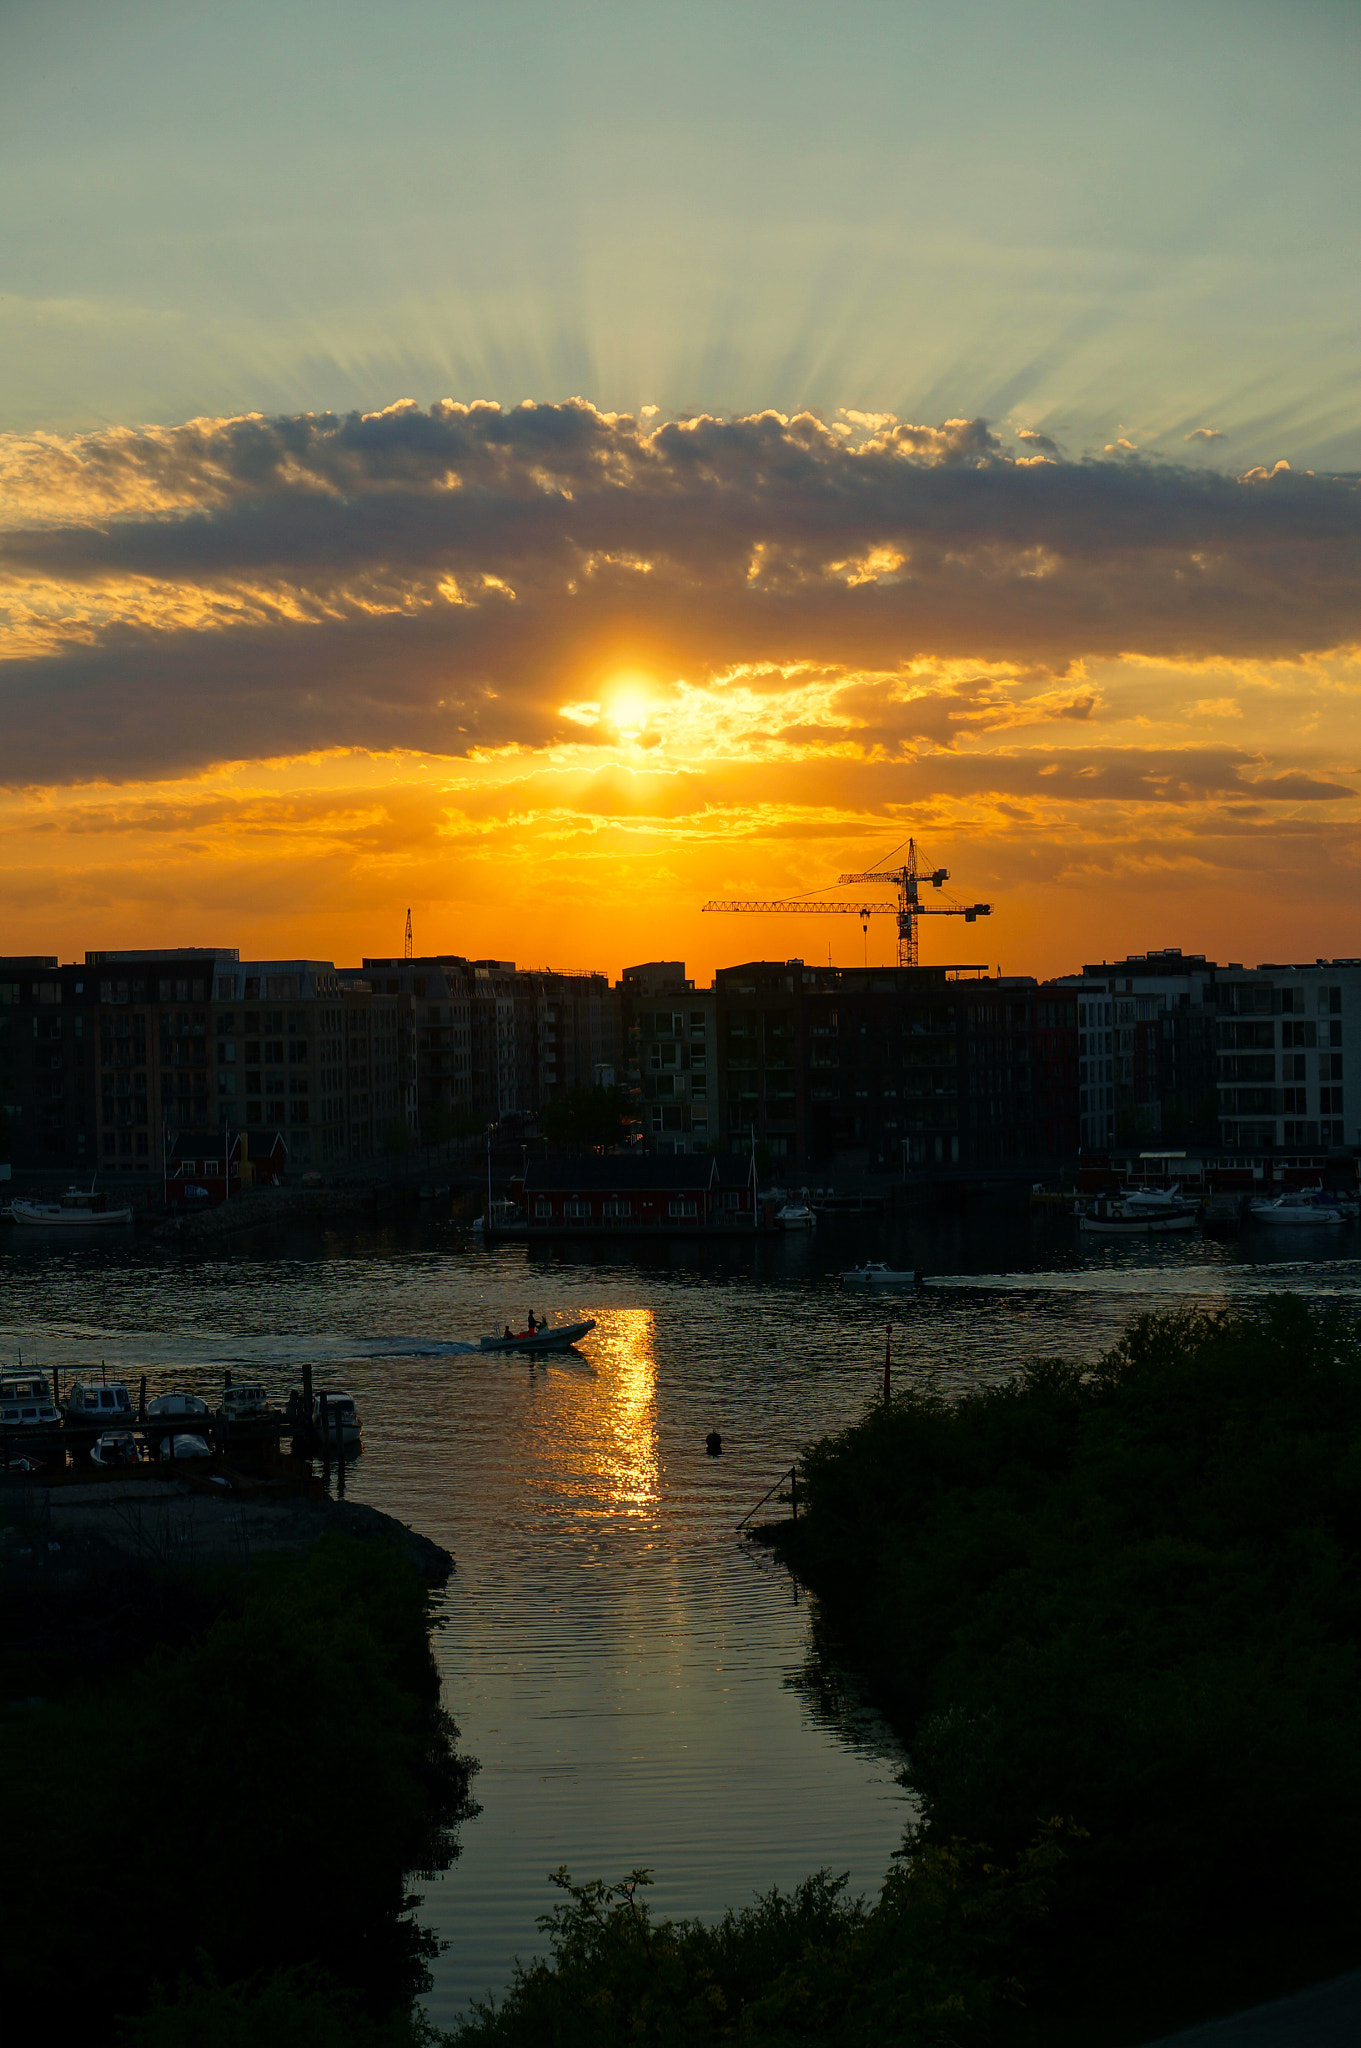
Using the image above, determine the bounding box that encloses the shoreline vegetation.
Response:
[1,1506,477,2047]
[450,1297,1361,2046]
[9,1297,1361,2044]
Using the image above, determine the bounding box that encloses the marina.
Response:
[4,1200,1361,2027]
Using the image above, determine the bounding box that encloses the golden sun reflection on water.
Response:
[584,1308,659,1517]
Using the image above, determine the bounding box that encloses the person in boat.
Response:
[503,1324,514,1340]
[527,1311,540,1334]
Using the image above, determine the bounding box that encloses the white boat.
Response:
[313,1391,362,1447]
[0,1372,61,1432]
[840,1263,918,1288]
[1249,1189,1347,1225]
[479,1316,598,1353]
[10,1183,133,1226]
[147,1391,211,1420]
[1079,1197,1199,1235]
[472,1197,522,1234]
[89,1429,150,1468]
[1120,1182,1194,1213]
[64,1380,135,1424]
[156,1432,212,1460]
[219,1382,270,1421]
[775,1199,816,1230]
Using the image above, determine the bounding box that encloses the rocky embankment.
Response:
[150,1182,402,1243]
[3,1474,452,1582]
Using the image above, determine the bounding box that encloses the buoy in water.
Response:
[705,1431,722,1457]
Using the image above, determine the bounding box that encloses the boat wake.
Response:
[922,1260,1361,1298]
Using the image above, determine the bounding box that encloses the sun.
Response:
[605,670,655,738]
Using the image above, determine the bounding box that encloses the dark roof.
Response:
[713,1152,758,1187]
[168,1128,287,1159]
[168,1129,241,1157]
[525,1154,716,1193]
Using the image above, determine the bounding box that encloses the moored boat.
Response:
[1249,1189,1347,1225]
[1,1371,61,1432]
[147,1390,211,1421]
[89,1429,150,1468]
[155,1431,212,1460]
[10,1184,134,1226]
[1079,1197,1200,1235]
[64,1379,135,1425]
[312,1391,362,1447]
[219,1382,270,1421]
[472,1197,524,1235]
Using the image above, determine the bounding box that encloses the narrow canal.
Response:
[3,1202,1358,2024]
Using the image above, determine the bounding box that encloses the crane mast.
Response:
[703,838,990,969]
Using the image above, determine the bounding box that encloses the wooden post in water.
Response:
[318,1391,329,1469]
[138,1374,147,1424]
[301,1360,314,1450]
[883,1323,892,1405]
[791,1466,798,1522]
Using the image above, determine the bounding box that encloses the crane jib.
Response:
[700,840,991,969]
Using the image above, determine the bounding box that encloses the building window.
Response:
[535,1199,553,1219]
[668,1198,698,1218]
[564,1199,591,1219]
[602,1198,631,1219]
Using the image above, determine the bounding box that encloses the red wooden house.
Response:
[521,1153,758,1232]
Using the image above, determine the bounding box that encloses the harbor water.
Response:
[3,1201,1359,2025]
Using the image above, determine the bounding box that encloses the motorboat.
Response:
[1249,1189,1348,1225]
[0,1372,61,1432]
[480,1316,598,1353]
[1079,1196,1200,1235]
[64,1380,135,1425]
[775,1198,816,1230]
[472,1198,523,1235]
[219,1382,270,1421]
[10,1184,134,1226]
[1120,1182,1196,1213]
[312,1391,362,1448]
[840,1263,918,1288]
[155,1432,212,1461]
[146,1391,211,1421]
[89,1430,150,1468]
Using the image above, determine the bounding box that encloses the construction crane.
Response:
[703,838,991,970]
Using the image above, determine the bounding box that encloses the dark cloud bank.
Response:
[2,400,1359,786]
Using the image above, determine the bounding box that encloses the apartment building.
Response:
[540,971,619,1097]
[88,949,238,1172]
[208,959,349,1167]
[619,962,715,1154]
[358,957,468,1143]
[0,956,98,1173]
[1063,951,1221,1149]
[337,982,419,1159]
[798,966,1079,1173]
[1215,960,1360,1154]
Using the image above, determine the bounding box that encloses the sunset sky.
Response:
[4,0,1360,980]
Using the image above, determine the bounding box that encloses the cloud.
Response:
[1,398,1360,789]
[1016,427,1061,457]
[1186,427,1225,443]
